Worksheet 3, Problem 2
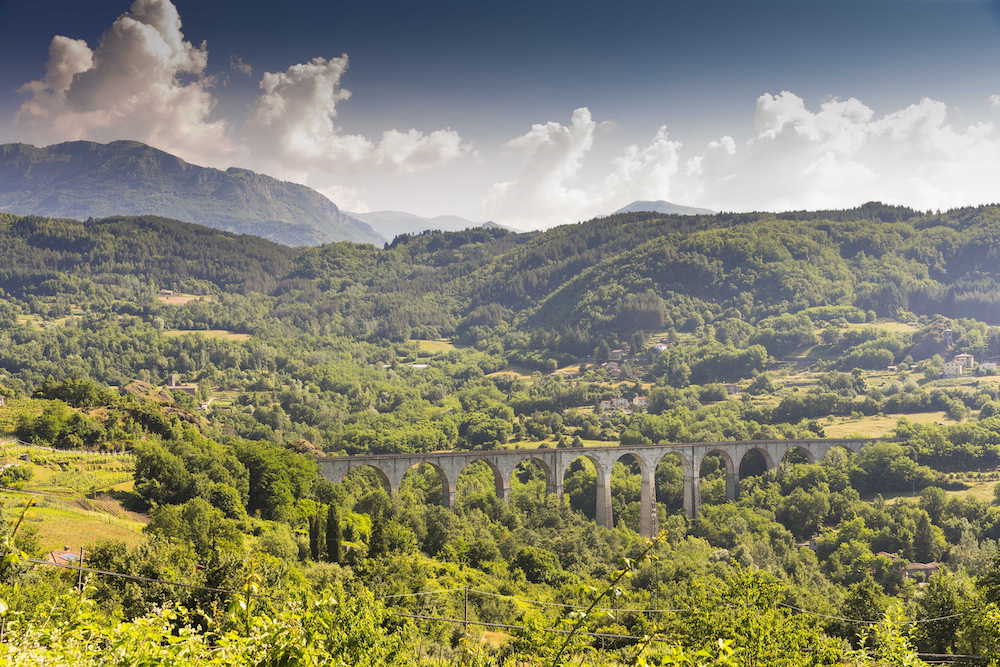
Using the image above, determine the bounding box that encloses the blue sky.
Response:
[3,0,1000,226]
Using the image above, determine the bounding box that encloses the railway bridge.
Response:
[318,438,884,537]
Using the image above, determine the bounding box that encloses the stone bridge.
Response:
[318,438,885,537]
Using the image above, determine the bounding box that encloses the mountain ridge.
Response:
[349,209,511,240]
[614,200,716,216]
[0,140,383,246]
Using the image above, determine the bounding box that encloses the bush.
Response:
[512,545,562,584]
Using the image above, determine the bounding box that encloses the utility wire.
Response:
[26,558,275,599]
[392,612,987,662]
[468,588,687,614]
[382,587,467,599]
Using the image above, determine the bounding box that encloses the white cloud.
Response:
[318,184,369,214]
[484,107,598,227]
[991,94,1000,107]
[15,0,470,209]
[376,128,466,173]
[486,108,690,227]
[692,92,1000,212]
[490,92,1000,228]
[16,0,232,166]
[246,54,470,180]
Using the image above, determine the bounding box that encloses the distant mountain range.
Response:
[0,140,382,246]
[348,210,510,240]
[614,200,715,216]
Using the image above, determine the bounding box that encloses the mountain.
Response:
[0,140,383,246]
[614,200,715,216]
[349,210,507,240]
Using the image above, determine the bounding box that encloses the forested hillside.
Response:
[0,141,383,246]
[6,204,1000,662]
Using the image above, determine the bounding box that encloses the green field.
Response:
[0,397,61,437]
[822,411,954,438]
[15,314,81,331]
[408,338,456,355]
[156,291,214,306]
[163,329,251,342]
[0,445,145,552]
[3,491,147,552]
[840,320,919,335]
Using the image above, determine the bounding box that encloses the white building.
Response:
[598,397,631,413]
[954,353,975,369]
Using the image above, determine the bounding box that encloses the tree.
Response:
[834,573,888,646]
[326,503,342,564]
[912,511,945,563]
[134,442,195,506]
[308,514,321,561]
[914,572,970,653]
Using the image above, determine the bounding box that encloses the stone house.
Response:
[942,361,964,378]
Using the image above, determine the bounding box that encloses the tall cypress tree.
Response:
[326,503,342,564]
[307,514,320,561]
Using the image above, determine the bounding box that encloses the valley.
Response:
[3,204,1000,662]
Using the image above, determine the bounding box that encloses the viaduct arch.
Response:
[318,439,881,537]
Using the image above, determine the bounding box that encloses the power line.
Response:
[383,587,466,599]
[26,558,275,599]
[392,611,987,662]
[468,588,687,614]
[392,611,674,643]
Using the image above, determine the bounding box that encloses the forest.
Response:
[6,205,1000,663]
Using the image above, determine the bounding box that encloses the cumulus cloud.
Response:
[17,0,231,166]
[486,108,689,227]
[693,92,1000,212]
[15,0,470,205]
[485,108,598,226]
[489,92,1000,228]
[246,55,468,179]
[991,94,1000,107]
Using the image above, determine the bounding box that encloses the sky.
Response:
[2,0,1000,228]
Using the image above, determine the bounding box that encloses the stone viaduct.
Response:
[318,438,884,537]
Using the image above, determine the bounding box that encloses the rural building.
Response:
[166,373,198,395]
[981,362,1000,373]
[632,396,649,410]
[905,562,941,581]
[942,361,964,378]
[954,353,975,369]
[601,361,623,378]
[0,396,5,407]
[598,397,631,413]
[721,383,741,395]
[652,343,670,353]
[608,349,626,362]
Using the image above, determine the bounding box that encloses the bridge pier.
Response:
[595,462,613,529]
[725,470,738,501]
[639,464,657,538]
[683,474,701,519]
